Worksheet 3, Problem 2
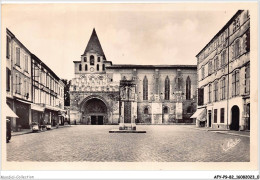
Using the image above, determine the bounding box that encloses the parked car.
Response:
[31,122,39,132]
[6,119,11,143]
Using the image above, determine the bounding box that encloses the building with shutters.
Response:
[6,28,65,131]
[6,29,33,130]
[70,29,197,125]
[195,10,250,130]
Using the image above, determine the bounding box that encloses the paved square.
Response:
[7,125,249,162]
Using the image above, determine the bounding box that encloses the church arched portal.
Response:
[82,98,108,125]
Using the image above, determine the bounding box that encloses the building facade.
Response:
[70,29,197,125]
[6,29,32,130]
[31,54,65,126]
[6,28,65,131]
[196,10,250,130]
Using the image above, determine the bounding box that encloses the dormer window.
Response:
[90,55,94,65]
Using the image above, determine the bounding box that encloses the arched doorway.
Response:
[83,98,107,125]
[230,105,240,131]
[162,106,169,124]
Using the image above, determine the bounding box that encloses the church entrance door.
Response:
[83,98,107,125]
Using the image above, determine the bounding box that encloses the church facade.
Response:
[70,29,197,125]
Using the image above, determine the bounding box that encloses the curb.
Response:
[11,125,72,136]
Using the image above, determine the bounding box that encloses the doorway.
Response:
[230,105,240,131]
[208,110,212,127]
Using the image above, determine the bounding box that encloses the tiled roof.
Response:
[83,28,106,60]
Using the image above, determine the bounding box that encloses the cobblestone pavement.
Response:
[6,125,250,162]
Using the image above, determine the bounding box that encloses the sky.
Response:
[2,4,238,80]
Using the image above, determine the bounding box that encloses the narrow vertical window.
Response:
[186,76,191,100]
[25,55,28,72]
[221,50,226,66]
[85,64,88,71]
[84,57,87,62]
[234,39,240,58]
[90,55,94,65]
[214,80,218,102]
[6,68,11,92]
[208,84,212,103]
[143,76,148,100]
[245,65,250,94]
[16,47,20,66]
[98,57,100,62]
[79,64,82,71]
[201,66,205,80]
[144,107,148,114]
[220,108,224,123]
[97,64,99,71]
[102,64,105,71]
[214,109,218,123]
[6,36,10,59]
[232,70,240,97]
[220,77,226,100]
[165,76,170,100]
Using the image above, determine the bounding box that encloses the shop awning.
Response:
[6,104,19,118]
[31,104,44,112]
[191,108,207,121]
[16,99,32,105]
[45,105,64,112]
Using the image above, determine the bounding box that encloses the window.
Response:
[220,108,224,123]
[144,107,149,114]
[214,57,219,71]
[98,57,100,62]
[79,64,82,71]
[234,39,240,58]
[220,77,226,100]
[214,81,218,102]
[208,61,212,75]
[102,64,105,71]
[246,30,250,52]
[232,70,240,97]
[97,64,99,71]
[90,55,94,65]
[201,66,205,80]
[214,109,217,123]
[208,84,212,103]
[16,47,20,66]
[85,64,88,71]
[233,17,240,33]
[163,107,168,114]
[198,88,204,106]
[245,65,250,94]
[143,76,148,100]
[221,50,226,66]
[84,57,87,62]
[186,76,191,100]
[6,68,11,92]
[6,36,10,59]
[165,76,170,100]
[25,55,28,72]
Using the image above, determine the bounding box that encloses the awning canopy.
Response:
[16,99,32,105]
[6,104,19,118]
[45,105,64,112]
[31,104,45,112]
[191,108,207,121]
